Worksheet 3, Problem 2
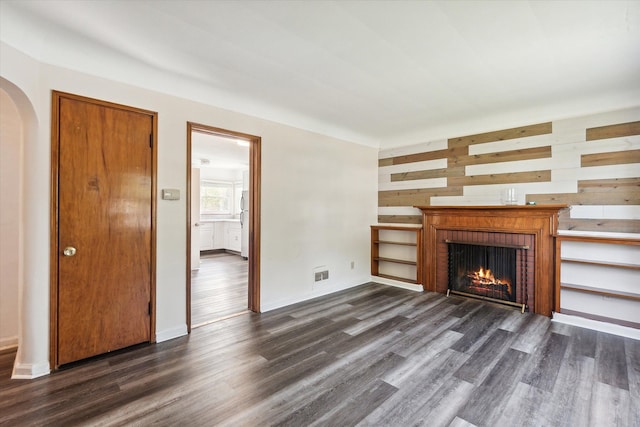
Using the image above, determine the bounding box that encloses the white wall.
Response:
[0,88,21,350]
[200,167,244,182]
[0,41,378,377]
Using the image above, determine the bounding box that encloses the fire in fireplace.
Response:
[447,240,529,311]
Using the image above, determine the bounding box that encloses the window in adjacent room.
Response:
[201,180,233,214]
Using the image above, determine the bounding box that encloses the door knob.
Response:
[63,246,76,257]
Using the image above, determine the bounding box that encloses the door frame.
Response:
[186,122,261,332]
[49,91,158,369]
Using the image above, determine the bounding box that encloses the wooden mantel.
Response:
[415,205,568,316]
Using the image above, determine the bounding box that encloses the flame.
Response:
[467,267,512,295]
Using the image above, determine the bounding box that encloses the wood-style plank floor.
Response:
[1,283,638,426]
[191,251,248,326]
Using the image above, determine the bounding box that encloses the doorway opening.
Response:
[186,123,260,331]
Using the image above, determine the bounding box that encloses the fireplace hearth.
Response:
[447,240,529,311]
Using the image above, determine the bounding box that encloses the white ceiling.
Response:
[192,132,249,170]
[2,1,639,148]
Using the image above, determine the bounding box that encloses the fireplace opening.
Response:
[447,240,529,312]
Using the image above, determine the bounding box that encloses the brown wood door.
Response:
[55,95,153,366]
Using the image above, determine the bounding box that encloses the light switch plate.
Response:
[162,189,180,200]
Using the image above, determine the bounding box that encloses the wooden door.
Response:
[53,93,155,366]
[191,167,201,270]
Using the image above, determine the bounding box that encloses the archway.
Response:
[0,76,50,379]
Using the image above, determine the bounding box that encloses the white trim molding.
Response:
[552,312,640,341]
[12,360,50,380]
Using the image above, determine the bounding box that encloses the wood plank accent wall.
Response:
[378,109,640,233]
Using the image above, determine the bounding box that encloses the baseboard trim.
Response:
[0,336,18,352]
[371,276,423,292]
[11,360,50,379]
[261,278,369,312]
[155,324,188,343]
[552,312,640,340]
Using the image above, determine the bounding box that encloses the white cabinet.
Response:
[199,223,214,250]
[199,220,242,252]
[226,222,241,252]
[212,221,225,249]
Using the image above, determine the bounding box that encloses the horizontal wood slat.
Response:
[391,166,464,182]
[378,187,463,207]
[379,146,467,167]
[586,121,640,141]
[448,122,552,147]
[558,218,640,233]
[577,177,640,192]
[449,170,551,187]
[581,149,640,167]
[379,115,638,234]
[377,215,422,224]
[450,145,552,167]
[528,188,640,205]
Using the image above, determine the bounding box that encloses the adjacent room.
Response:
[1,0,638,425]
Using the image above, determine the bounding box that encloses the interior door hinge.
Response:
[148,301,152,316]
[149,134,153,148]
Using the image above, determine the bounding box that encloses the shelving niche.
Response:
[371,225,422,285]
[555,234,640,329]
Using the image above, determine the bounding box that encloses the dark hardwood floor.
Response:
[1,283,638,426]
[191,251,248,327]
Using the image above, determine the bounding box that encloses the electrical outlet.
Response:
[322,270,329,280]
[314,272,322,282]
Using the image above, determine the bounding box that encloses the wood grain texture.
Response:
[380,146,467,166]
[448,170,551,186]
[450,145,552,167]
[558,218,640,233]
[53,92,155,367]
[581,149,640,167]
[378,115,639,234]
[391,166,464,182]
[448,122,552,147]
[528,184,640,205]
[377,214,422,224]
[0,283,637,426]
[578,177,640,192]
[378,157,394,167]
[191,252,248,326]
[586,120,640,141]
[186,122,262,322]
[378,186,463,206]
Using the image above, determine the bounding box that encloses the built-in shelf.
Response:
[555,234,640,329]
[374,240,417,247]
[561,258,640,271]
[560,282,640,302]
[371,225,422,285]
[374,257,417,266]
[375,273,420,285]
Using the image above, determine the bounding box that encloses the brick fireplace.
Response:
[415,205,567,316]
